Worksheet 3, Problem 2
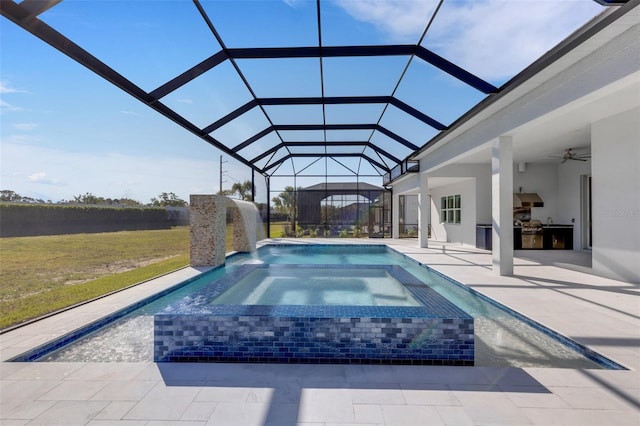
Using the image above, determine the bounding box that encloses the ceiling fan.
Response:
[550,148,591,163]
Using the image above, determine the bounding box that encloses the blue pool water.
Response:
[14,244,625,369]
[209,266,422,307]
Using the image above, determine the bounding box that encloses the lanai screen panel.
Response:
[1,0,609,184]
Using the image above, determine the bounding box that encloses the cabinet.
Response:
[543,226,573,250]
[515,226,573,249]
[479,225,573,250]
[475,225,492,250]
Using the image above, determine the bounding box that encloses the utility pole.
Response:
[219,155,227,194]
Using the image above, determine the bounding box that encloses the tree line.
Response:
[2,179,260,208]
[0,190,188,207]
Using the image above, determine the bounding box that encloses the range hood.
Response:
[513,193,544,207]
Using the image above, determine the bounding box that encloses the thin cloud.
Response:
[1,134,40,145]
[177,98,193,104]
[27,172,66,186]
[333,0,602,81]
[13,122,38,131]
[0,81,28,94]
[0,99,25,113]
[120,110,140,116]
[282,0,306,8]
[424,1,603,80]
[334,0,439,42]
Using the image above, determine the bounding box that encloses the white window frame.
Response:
[440,194,461,224]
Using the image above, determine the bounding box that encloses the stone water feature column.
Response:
[189,195,228,267]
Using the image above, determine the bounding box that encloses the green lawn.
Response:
[269,222,287,237]
[0,227,190,329]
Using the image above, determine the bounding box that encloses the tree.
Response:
[321,204,338,223]
[217,180,254,201]
[230,180,253,201]
[116,197,142,206]
[1,190,21,202]
[217,189,234,197]
[102,197,142,206]
[73,192,104,205]
[272,186,300,231]
[0,190,45,204]
[150,192,187,207]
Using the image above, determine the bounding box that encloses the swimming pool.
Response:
[11,244,625,369]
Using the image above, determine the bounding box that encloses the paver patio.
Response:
[1,239,638,425]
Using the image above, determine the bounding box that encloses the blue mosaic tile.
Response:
[154,312,475,365]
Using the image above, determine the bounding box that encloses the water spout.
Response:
[229,198,265,252]
[189,194,265,266]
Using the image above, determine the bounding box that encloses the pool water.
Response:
[210,267,421,307]
[30,244,619,368]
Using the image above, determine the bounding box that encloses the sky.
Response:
[0,0,604,204]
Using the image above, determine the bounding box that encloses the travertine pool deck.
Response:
[1,239,638,425]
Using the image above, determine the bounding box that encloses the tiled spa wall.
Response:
[154,311,474,365]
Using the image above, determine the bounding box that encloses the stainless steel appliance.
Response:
[521,220,543,249]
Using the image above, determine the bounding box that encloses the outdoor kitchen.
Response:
[476,191,574,251]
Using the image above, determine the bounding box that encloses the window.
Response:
[441,194,461,224]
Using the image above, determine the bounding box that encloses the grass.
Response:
[269,222,286,237]
[0,227,190,329]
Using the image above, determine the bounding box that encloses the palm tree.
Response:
[272,186,299,231]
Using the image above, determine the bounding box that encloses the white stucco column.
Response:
[392,191,400,239]
[418,172,430,248]
[491,136,514,275]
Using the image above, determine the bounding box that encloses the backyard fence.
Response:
[0,203,187,237]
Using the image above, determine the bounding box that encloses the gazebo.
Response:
[295,182,389,237]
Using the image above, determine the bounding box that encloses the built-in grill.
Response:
[521,220,543,249]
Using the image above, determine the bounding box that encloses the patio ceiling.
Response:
[1,0,616,181]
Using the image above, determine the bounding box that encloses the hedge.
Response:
[0,203,174,237]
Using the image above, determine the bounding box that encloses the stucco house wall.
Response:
[429,179,476,246]
[591,107,640,283]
